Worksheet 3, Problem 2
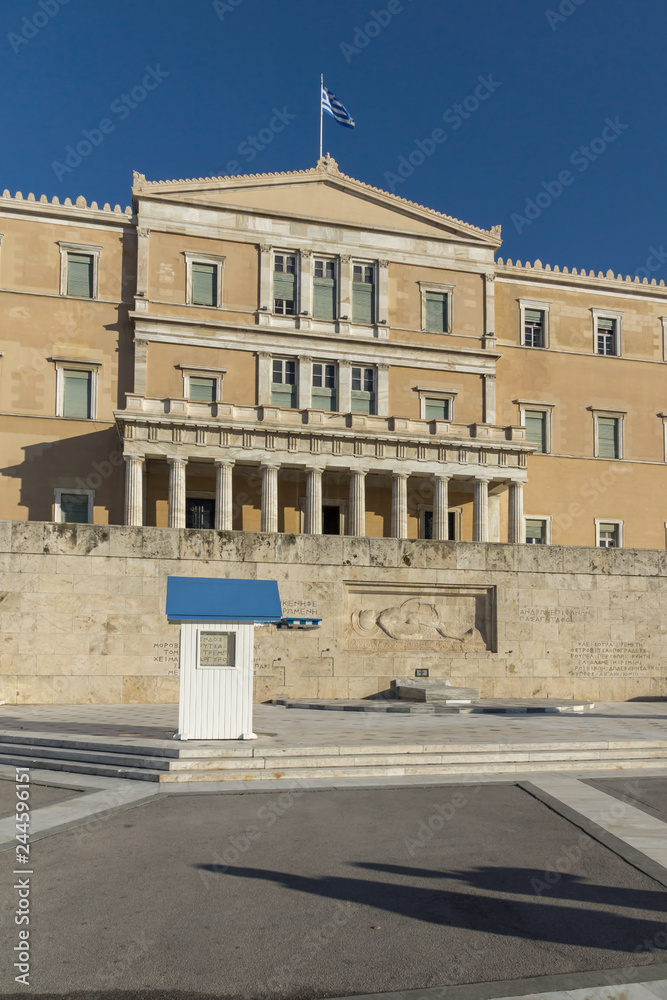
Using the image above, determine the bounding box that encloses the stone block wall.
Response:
[0,521,665,704]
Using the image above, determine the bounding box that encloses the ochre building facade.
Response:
[2,156,667,549]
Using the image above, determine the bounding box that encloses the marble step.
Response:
[0,742,172,770]
[0,752,162,781]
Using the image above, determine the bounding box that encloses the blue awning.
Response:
[166,577,282,623]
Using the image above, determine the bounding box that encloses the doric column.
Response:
[215,460,234,531]
[433,475,450,540]
[508,480,524,544]
[261,464,279,533]
[349,470,366,536]
[124,455,144,526]
[167,457,187,529]
[391,472,408,538]
[472,477,491,542]
[305,467,323,534]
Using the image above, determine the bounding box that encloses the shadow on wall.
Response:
[0,426,124,522]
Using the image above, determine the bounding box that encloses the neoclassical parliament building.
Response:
[2,155,667,550]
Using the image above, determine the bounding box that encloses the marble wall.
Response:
[0,520,665,704]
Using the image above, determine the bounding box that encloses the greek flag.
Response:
[321,85,355,129]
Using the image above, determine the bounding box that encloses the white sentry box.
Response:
[166,577,283,742]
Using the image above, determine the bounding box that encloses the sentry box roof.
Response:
[166,577,282,623]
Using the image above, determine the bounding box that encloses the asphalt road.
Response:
[0,778,81,820]
[1,782,666,999]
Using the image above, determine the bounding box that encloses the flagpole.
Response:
[319,73,323,160]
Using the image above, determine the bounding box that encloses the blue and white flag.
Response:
[321,85,355,129]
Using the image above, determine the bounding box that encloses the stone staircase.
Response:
[3,730,667,783]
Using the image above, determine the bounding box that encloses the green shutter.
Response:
[191,263,217,306]
[525,309,543,324]
[598,318,615,331]
[67,254,94,298]
[598,417,618,458]
[351,392,374,414]
[60,493,90,523]
[313,278,335,320]
[352,282,374,324]
[525,411,546,452]
[424,398,449,420]
[271,385,296,408]
[425,293,447,332]
[274,273,295,301]
[312,388,335,411]
[189,376,216,402]
[63,370,91,419]
[525,519,545,542]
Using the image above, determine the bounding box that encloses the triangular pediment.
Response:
[133,158,501,247]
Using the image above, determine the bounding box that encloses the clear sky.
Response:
[1,0,665,278]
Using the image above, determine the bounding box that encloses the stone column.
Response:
[508,480,524,543]
[433,475,450,540]
[261,464,279,533]
[391,472,408,538]
[167,457,187,529]
[338,360,352,413]
[483,373,497,425]
[214,460,234,531]
[472,477,490,542]
[124,455,144,526]
[349,470,366,536]
[305,467,323,534]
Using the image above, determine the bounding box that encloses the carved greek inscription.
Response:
[519,608,591,623]
[570,641,651,677]
[282,600,319,616]
[152,640,179,665]
[199,632,236,667]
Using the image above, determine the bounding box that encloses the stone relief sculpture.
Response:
[351,598,475,643]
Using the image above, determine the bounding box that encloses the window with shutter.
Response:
[66,253,94,298]
[60,493,91,524]
[598,522,619,547]
[525,518,546,544]
[424,398,449,420]
[274,254,297,314]
[425,293,448,333]
[271,359,297,407]
[597,317,617,355]
[191,263,217,306]
[63,370,92,419]
[524,411,547,453]
[351,366,375,413]
[313,259,336,320]
[312,363,336,410]
[189,376,216,402]
[352,264,375,324]
[524,309,544,347]
[597,417,619,458]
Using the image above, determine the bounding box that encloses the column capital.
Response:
[300,248,313,259]
[392,470,409,480]
[483,372,497,381]
[259,243,273,253]
[340,254,352,263]
[261,461,281,471]
[378,259,390,268]
[214,458,235,468]
[167,456,188,467]
[484,272,496,284]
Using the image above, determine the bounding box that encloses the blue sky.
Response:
[1,0,665,277]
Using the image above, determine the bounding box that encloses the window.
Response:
[519,299,551,348]
[425,293,448,333]
[525,518,548,544]
[424,397,450,420]
[313,258,336,320]
[421,509,458,540]
[352,263,375,324]
[524,310,545,347]
[274,253,297,315]
[184,253,225,308]
[596,519,623,547]
[592,309,622,356]
[186,497,215,529]
[189,376,217,402]
[597,416,620,459]
[271,359,297,407]
[54,489,93,524]
[312,362,337,411]
[59,242,101,299]
[63,369,92,418]
[524,410,547,453]
[351,366,376,414]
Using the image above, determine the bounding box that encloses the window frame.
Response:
[54,488,94,524]
[273,250,299,316]
[177,365,227,403]
[415,385,458,421]
[184,252,225,309]
[271,356,298,408]
[351,260,377,326]
[591,408,625,460]
[524,515,552,545]
[419,281,455,334]
[58,241,102,300]
[595,518,624,548]
[418,505,461,541]
[519,298,551,349]
[351,364,377,414]
[312,256,338,322]
[311,361,338,411]
[515,400,555,454]
[53,359,100,419]
[592,308,623,357]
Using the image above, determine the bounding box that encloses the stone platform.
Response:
[272,697,595,714]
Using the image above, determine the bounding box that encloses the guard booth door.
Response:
[178,622,255,740]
